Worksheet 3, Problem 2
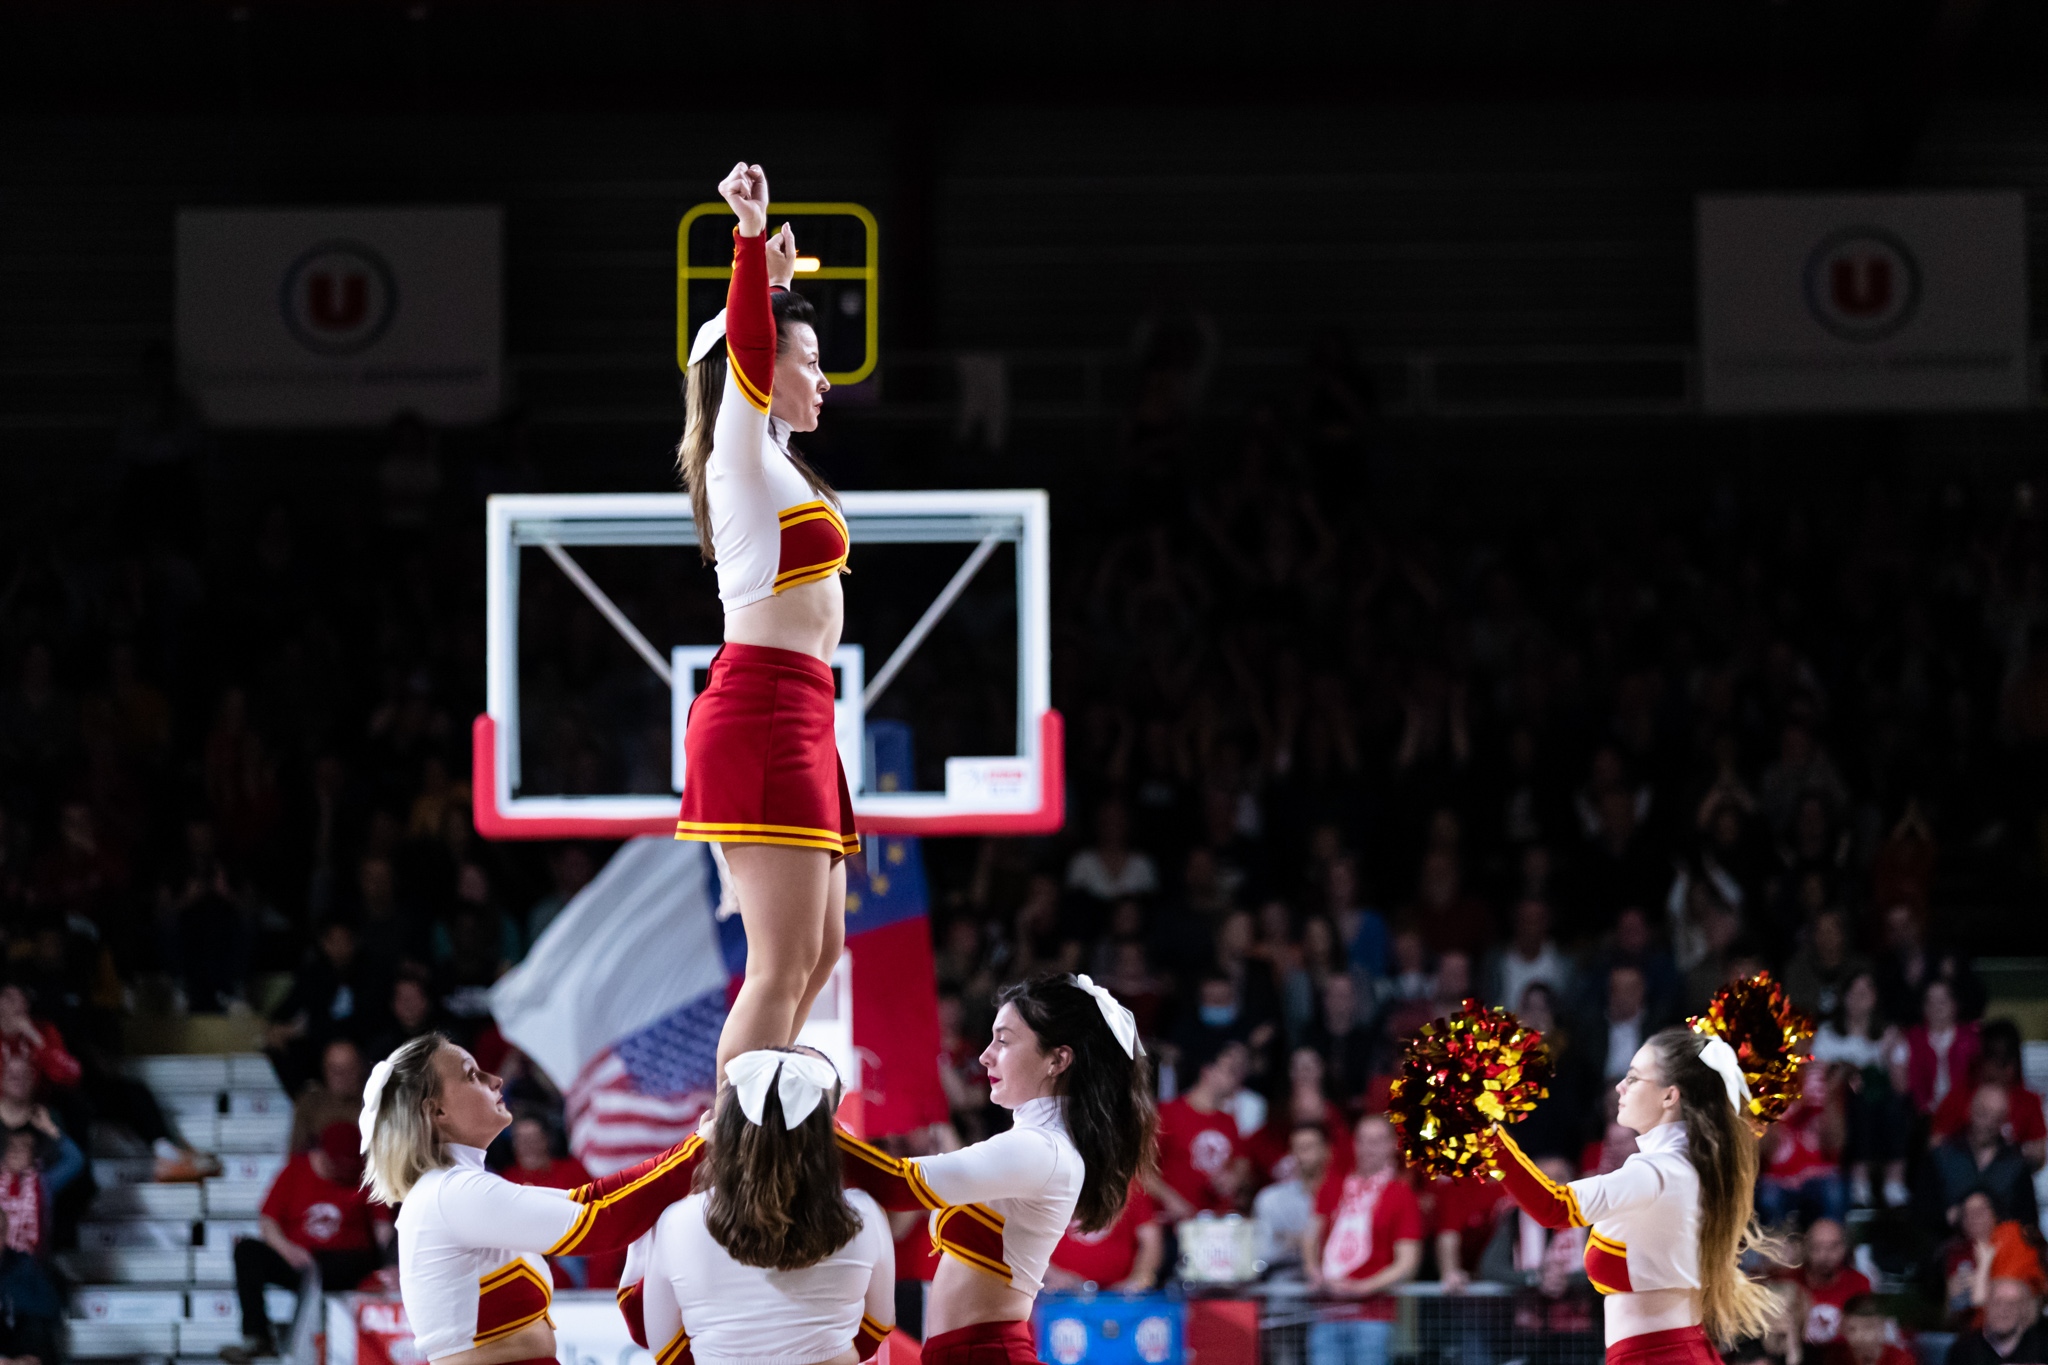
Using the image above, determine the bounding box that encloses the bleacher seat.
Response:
[69,1053,294,1360]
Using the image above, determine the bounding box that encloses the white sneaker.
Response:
[1849,1172,1873,1207]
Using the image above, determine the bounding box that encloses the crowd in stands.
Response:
[3,333,2048,1363]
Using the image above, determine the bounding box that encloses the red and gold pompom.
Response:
[1388,999,1552,1179]
[1688,972,1814,1130]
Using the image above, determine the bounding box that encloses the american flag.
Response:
[565,989,729,1174]
[493,838,744,1175]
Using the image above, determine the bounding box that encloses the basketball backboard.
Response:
[473,489,1060,840]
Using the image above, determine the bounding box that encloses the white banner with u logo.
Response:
[1697,192,2028,412]
[176,207,502,427]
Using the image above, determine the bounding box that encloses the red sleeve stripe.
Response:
[549,1135,704,1255]
[855,1315,891,1360]
[616,1281,647,1349]
[656,1328,693,1365]
[1488,1128,1585,1230]
[727,343,773,413]
[836,1131,942,1211]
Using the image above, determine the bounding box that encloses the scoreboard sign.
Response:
[1697,192,2028,413]
[677,202,877,386]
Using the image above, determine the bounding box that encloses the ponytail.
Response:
[1646,1027,1781,1344]
[996,974,1158,1231]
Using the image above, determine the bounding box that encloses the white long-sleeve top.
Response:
[704,232,848,611]
[396,1145,598,1359]
[1494,1121,1701,1295]
[395,1139,703,1361]
[641,1189,893,1365]
[898,1097,1084,1299]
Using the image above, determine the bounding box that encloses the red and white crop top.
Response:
[394,1138,702,1360]
[703,231,850,611]
[1490,1123,1702,1296]
[839,1097,1084,1299]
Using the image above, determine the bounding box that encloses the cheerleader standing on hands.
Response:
[641,1048,894,1365]
[360,1035,705,1365]
[840,975,1158,1365]
[673,160,854,1081]
[1489,1028,1778,1365]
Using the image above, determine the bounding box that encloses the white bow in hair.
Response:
[1072,974,1144,1060]
[1697,1036,1753,1117]
[359,1057,397,1155]
[725,1050,840,1129]
[688,309,729,366]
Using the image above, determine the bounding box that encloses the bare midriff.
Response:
[1604,1287,1702,1346]
[725,575,843,663]
[430,1320,556,1365]
[923,1256,1036,1340]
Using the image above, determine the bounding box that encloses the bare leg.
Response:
[716,843,831,1084]
[791,858,848,1037]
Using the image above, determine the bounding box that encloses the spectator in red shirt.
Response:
[1758,1064,1847,1228]
[1929,1022,2046,1171]
[1429,1170,1505,1292]
[1943,1191,2048,1329]
[1304,1116,1423,1365]
[499,1116,620,1288]
[1247,1049,1354,1185]
[1826,1296,1915,1365]
[1047,1182,1162,1292]
[1150,1040,1251,1219]
[227,1123,390,1362]
[1901,979,1979,1116]
[1796,1219,1871,1347]
[0,987,77,1094]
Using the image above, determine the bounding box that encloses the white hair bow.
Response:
[1697,1036,1753,1117]
[724,1050,840,1129]
[688,310,728,367]
[358,1056,397,1155]
[1072,974,1144,1060]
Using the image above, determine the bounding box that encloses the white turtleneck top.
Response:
[1494,1120,1702,1296]
[898,1097,1084,1299]
[704,232,848,612]
[393,1139,702,1361]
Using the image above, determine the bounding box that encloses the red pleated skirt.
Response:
[921,1319,1037,1365]
[675,642,859,860]
[1607,1325,1723,1365]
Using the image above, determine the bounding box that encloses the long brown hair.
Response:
[1646,1027,1779,1344]
[698,1048,861,1270]
[996,974,1159,1232]
[677,290,839,565]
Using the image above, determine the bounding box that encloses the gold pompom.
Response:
[1389,999,1553,1179]
[1689,972,1814,1131]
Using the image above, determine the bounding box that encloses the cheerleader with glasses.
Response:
[673,160,853,1084]
[359,1035,709,1365]
[1488,1027,1781,1365]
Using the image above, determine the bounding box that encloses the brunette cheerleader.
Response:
[674,160,852,1079]
[640,1048,894,1365]
[359,1035,705,1365]
[837,974,1158,1365]
[1489,1028,1779,1365]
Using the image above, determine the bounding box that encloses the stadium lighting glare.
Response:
[793,256,822,273]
